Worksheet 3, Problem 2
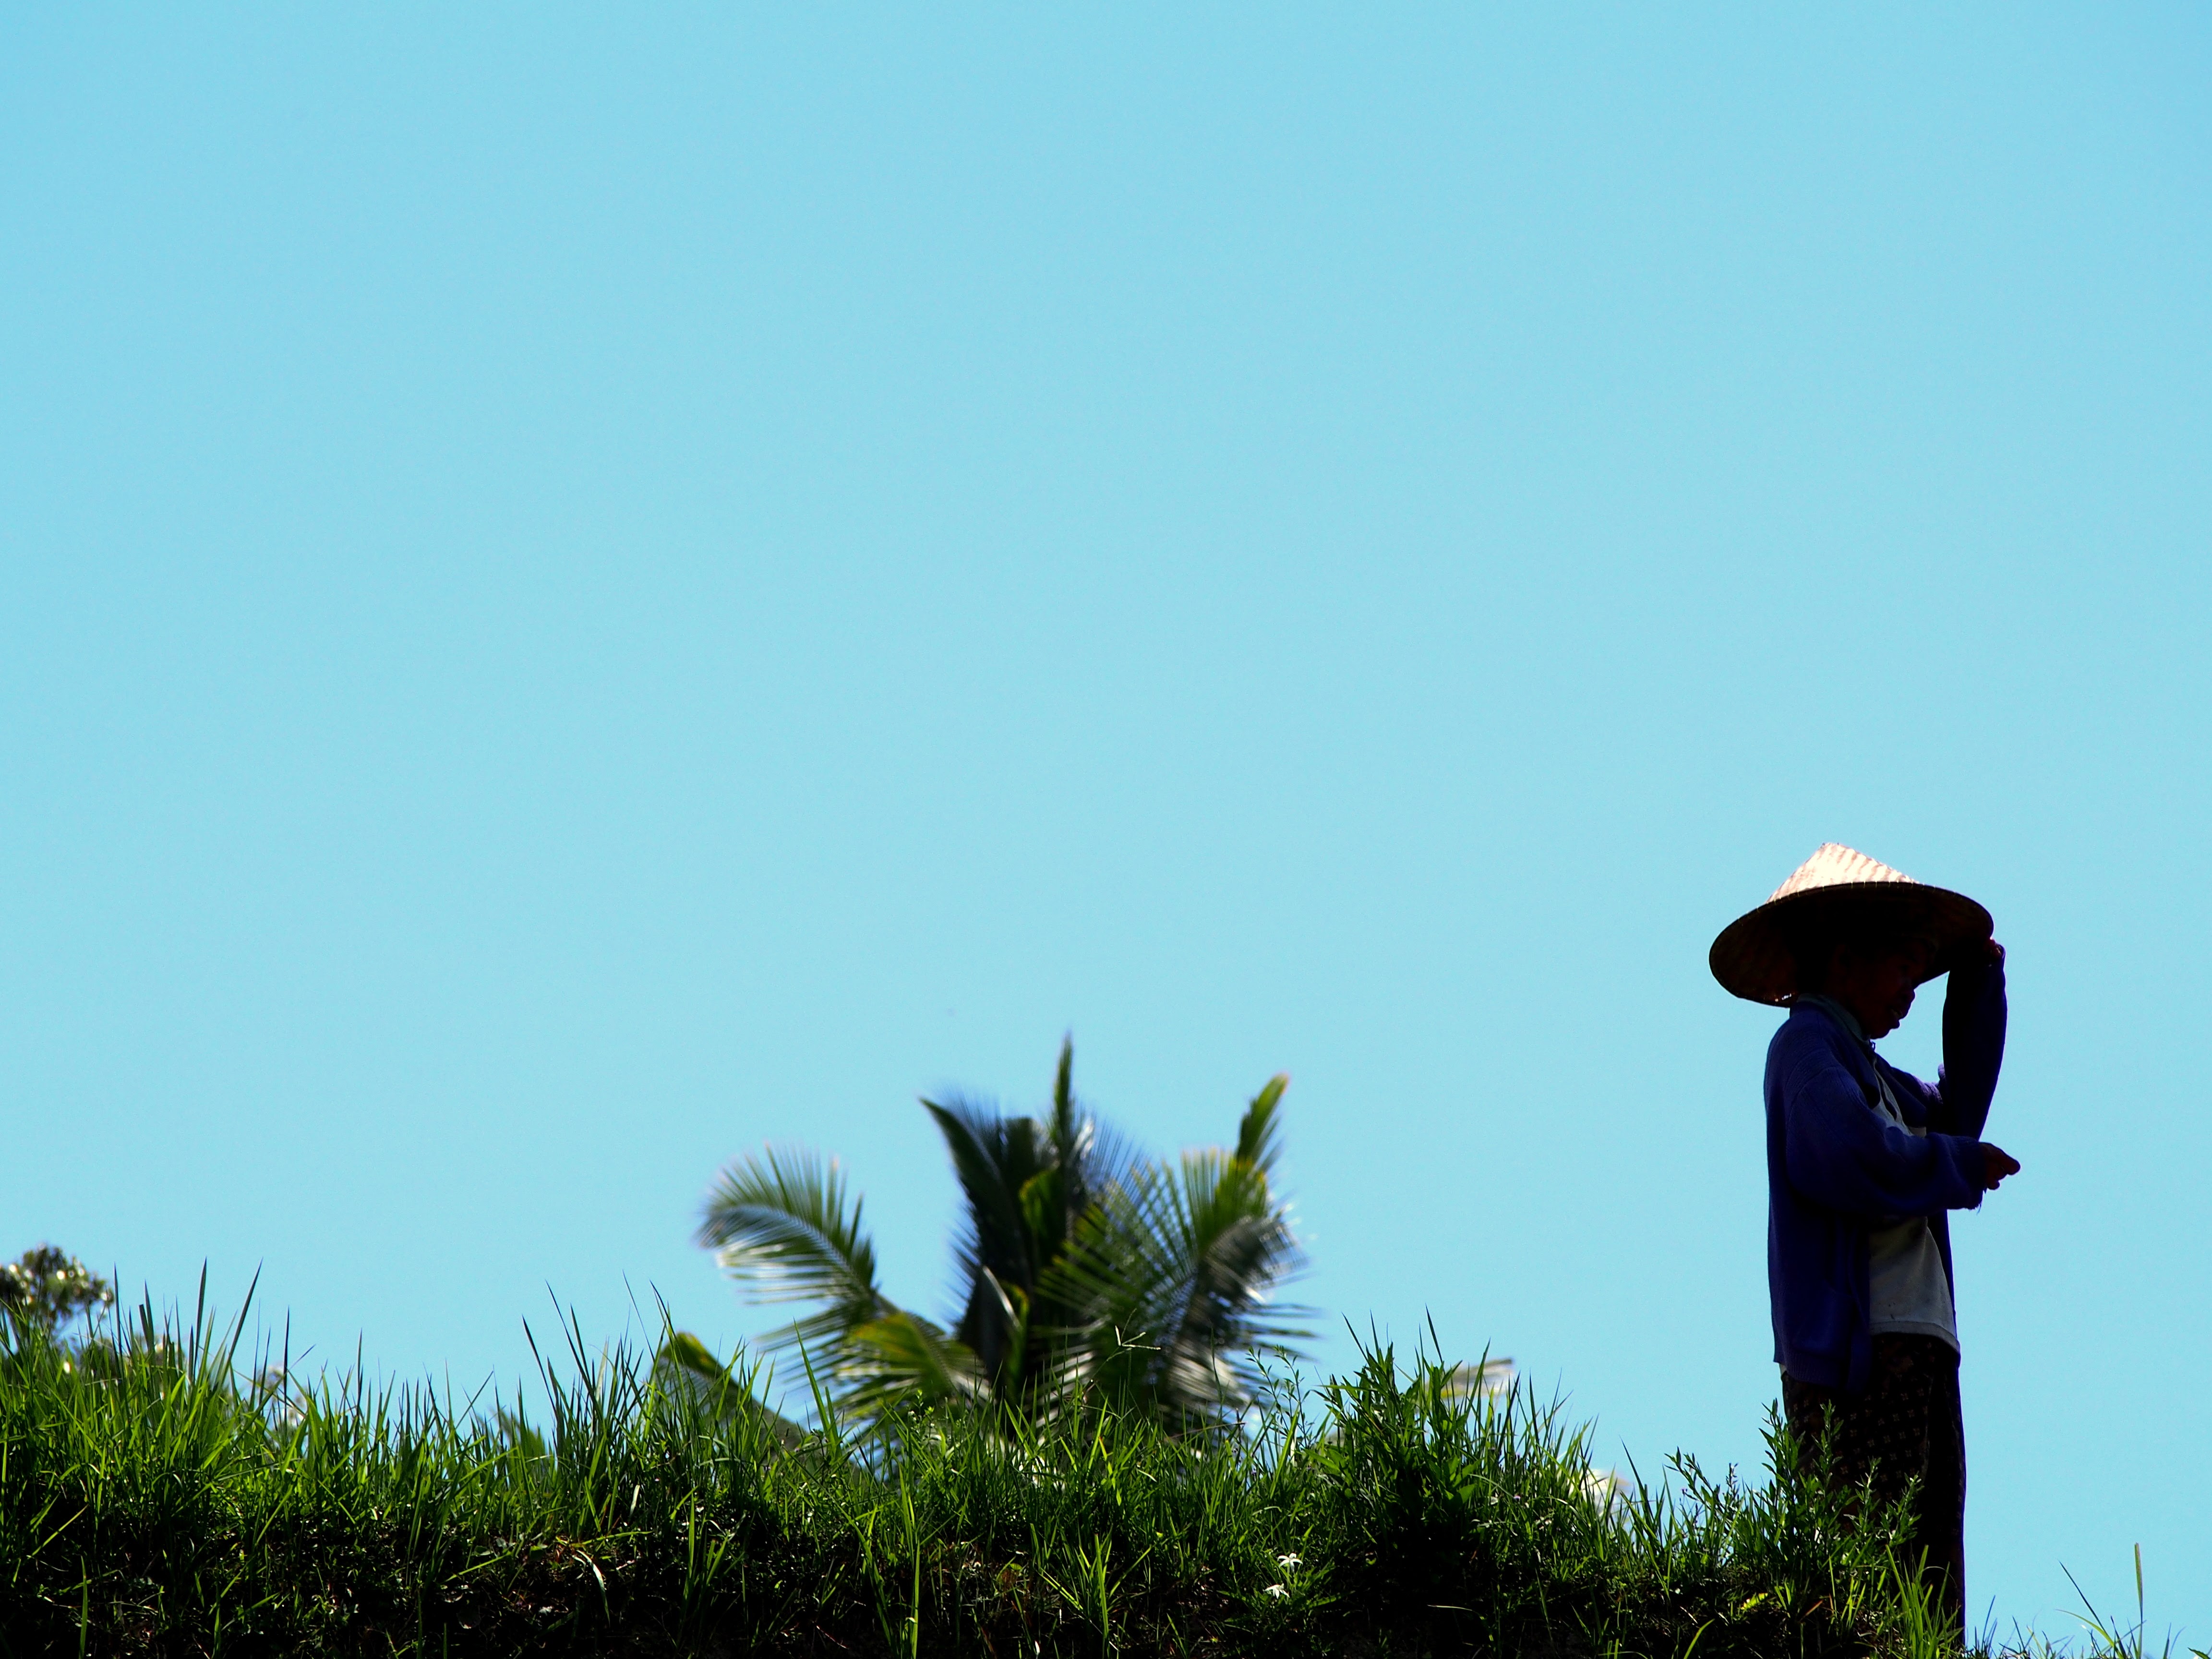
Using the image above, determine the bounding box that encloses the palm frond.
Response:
[842,1310,986,1414]
[1234,1074,1290,1176]
[924,1096,1043,1289]
[1166,1147,1309,1354]
[1045,1038,1142,1220]
[696,1144,887,1344]
[697,1144,994,1423]
[652,1331,807,1449]
[1040,1083,1312,1425]
[1050,1035,1078,1159]
[924,1095,1055,1379]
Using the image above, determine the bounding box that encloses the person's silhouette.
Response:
[1710,844,2018,1630]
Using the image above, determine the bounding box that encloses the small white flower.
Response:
[1275,1553,1302,1570]
[1263,1583,1289,1599]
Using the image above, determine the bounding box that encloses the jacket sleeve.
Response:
[1931,956,2007,1138]
[1780,1041,1987,1220]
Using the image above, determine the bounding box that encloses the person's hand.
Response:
[1948,936,2006,973]
[1980,1143,2021,1190]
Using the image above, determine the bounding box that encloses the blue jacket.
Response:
[1765,960,2007,1390]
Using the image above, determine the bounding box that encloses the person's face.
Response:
[1827,940,1932,1039]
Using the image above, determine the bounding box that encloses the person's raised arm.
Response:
[1934,939,2008,1138]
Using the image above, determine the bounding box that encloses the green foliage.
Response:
[697,1039,1310,1431]
[0,1288,2108,1658]
[1044,1072,1306,1429]
[0,1244,115,1338]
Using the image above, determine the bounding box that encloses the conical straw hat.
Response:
[1708,843,1992,1005]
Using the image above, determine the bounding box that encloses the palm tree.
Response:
[694,1039,1309,1430]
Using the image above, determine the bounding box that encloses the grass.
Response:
[0,1293,2186,1658]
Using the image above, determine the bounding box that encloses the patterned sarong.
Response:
[1781,1334,1966,1627]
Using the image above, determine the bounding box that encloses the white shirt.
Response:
[1863,1063,1961,1352]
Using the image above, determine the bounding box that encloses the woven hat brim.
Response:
[1708,882,1992,1006]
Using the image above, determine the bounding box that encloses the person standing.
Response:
[1709,844,2021,1629]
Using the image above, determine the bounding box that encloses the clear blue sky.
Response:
[4,5,2205,1641]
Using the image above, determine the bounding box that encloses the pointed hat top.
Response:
[1709,843,1991,1006]
[1767,842,1916,903]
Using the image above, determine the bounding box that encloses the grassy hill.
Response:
[0,1299,2095,1658]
